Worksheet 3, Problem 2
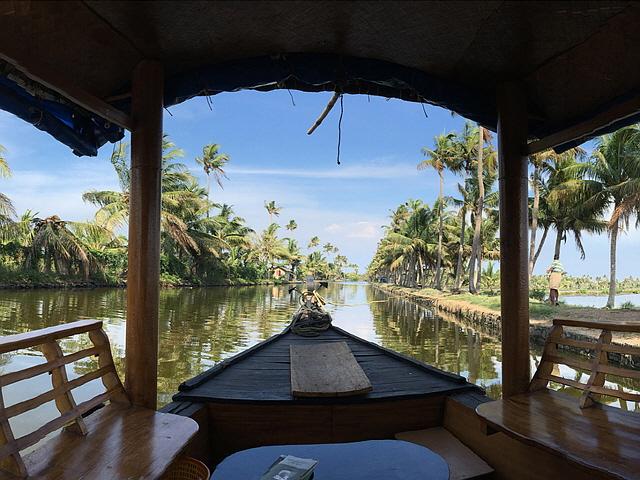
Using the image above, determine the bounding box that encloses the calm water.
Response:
[1,283,638,439]
[563,293,640,308]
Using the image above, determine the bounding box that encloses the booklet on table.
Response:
[260,455,318,480]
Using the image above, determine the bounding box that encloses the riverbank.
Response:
[0,276,300,290]
[375,283,640,367]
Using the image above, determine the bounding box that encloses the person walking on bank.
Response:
[546,256,565,306]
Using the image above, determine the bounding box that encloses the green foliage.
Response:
[0,139,353,287]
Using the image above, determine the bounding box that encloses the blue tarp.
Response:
[1,53,638,155]
[0,73,124,157]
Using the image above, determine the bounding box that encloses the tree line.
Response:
[368,122,640,308]
[0,137,355,286]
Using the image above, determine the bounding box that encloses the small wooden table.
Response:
[211,440,449,479]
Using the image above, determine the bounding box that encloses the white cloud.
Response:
[3,163,119,222]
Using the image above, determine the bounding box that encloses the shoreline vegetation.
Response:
[0,138,357,290]
[368,122,640,310]
[374,284,640,361]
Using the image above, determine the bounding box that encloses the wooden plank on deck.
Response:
[290,342,372,397]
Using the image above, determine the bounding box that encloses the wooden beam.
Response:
[125,60,163,409]
[497,82,530,398]
[526,94,640,155]
[0,52,132,130]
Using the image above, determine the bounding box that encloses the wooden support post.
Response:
[497,82,530,398]
[126,60,163,409]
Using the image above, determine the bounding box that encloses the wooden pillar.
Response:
[497,82,530,397]
[126,60,163,409]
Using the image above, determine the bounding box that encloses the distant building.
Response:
[271,266,293,281]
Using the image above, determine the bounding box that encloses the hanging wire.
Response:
[287,89,296,107]
[336,94,344,165]
[205,94,213,111]
[164,107,174,117]
[421,101,429,119]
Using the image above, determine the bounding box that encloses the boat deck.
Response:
[173,326,480,404]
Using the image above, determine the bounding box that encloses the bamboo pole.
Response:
[125,60,163,409]
[497,82,531,397]
[307,92,341,135]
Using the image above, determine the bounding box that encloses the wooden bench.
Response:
[0,320,198,479]
[477,318,640,479]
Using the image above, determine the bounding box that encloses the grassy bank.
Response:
[378,284,640,348]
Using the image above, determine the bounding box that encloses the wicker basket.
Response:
[162,456,210,480]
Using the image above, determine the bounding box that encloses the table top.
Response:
[211,439,449,480]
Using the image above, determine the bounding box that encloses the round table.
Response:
[211,439,449,479]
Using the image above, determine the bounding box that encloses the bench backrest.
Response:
[0,320,129,477]
[530,318,640,409]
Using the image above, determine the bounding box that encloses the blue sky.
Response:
[0,89,638,277]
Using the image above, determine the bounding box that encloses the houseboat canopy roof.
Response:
[1,1,639,155]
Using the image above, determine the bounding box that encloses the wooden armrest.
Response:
[0,320,103,354]
[552,318,640,333]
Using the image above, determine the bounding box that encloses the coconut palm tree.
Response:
[195,143,230,216]
[542,148,606,263]
[0,144,15,222]
[468,126,496,294]
[286,219,297,231]
[264,201,281,223]
[308,236,320,249]
[26,215,93,278]
[83,137,208,258]
[418,133,458,289]
[574,126,640,307]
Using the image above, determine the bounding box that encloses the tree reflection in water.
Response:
[0,284,637,408]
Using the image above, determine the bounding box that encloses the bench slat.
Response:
[546,375,586,390]
[0,388,117,460]
[552,318,640,333]
[0,320,102,354]
[553,337,597,350]
[542,354,592,372]
[5,366,114,419]
[0,346,101,387]
[589,385,640,403]
[602,342,640,356]
[597,362,640,380]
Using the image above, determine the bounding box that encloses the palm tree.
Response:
[195,143,230,216]
[576,126,640,307]
[542,148,606,263]
[83,137,208,258]
[418,133,458,289]
[308,236,320,249]
[0,144,15,222]
[449,181,474,290]
[528,150,550,277]
[286,219,297,231]
[26,215,93,278]
[323,242,335,254]
[264,200,281,223]
[468,126,495,294]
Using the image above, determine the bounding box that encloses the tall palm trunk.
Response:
[528,166,540,277]
[469,128,484,294]
[607,217,619,308]
[205,174,211,218]
[434,171,444,289]
[454,206,466,290]
[531,225,549,274]
[553,228,563,259]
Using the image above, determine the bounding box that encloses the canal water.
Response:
[0,283,638,439]
[563,293,640,308]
